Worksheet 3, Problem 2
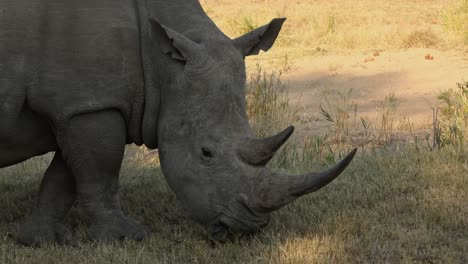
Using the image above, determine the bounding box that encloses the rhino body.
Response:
[1,0,216,162]
[0,0,356,245]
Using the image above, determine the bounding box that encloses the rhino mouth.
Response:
[208,197,270,242]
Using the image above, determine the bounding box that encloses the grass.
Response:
[376,93,400,143]
[434,81,468,148]
[0,144,467,263]
[442,0,468,44]
[1,69,467,264]
[202,0,467,60]
[402,29,441,49]
[1,0,467,263]
[246,58,294,138]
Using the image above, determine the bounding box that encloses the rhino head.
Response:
[148,18,357,241]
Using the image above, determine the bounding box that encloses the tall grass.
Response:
[246,63,467,168]
[434,80,468,148]
[246,64,291,137]
[442,0,468,44]
[376,93,400,143]
[318,88,355,145]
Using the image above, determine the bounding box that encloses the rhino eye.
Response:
[202,147,214,159]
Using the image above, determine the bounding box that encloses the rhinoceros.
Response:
[0,0,357,245]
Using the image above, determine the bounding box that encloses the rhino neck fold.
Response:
[135,0,160,149]
[137,0,232,149]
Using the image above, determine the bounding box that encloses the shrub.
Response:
[402,29,440,48]
[434,81,468,148]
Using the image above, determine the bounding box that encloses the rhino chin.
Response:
[207,215,269,243]
[210,194,270,239]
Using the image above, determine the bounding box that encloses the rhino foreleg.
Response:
[57,110,150,242]
[17,152,76,246]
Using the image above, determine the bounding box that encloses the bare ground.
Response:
[283,48,468,136]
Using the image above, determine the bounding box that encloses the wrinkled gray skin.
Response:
[0,0,357,245]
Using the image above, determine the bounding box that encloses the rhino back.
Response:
[0,0,145,143]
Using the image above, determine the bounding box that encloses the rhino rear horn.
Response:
[239,126,294,166]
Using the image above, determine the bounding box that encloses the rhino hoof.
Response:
[16,220,73,246]
[87,214,150,242]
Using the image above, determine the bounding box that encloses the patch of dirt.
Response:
[284,48,468,136]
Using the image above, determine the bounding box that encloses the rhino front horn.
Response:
[253,148,358,212]
[239,126,294,166]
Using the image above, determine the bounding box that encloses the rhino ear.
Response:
[149,19,204,62]
[233,18,286,57]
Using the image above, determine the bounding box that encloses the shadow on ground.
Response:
[0,148,467,263]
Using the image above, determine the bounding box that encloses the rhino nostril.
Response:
[202,147,213,158]
[207,221,229,243]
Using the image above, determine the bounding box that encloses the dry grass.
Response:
[442,0,468,44]
[0,1,467,263]
[402,29,441,48]
[246,60,294,138]
[0,146,467,263]
[1,68,467,264]
[202,0,467,60]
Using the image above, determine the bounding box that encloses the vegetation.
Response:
[0,146,467,264]
[203,0,468,59]
[434,81,468,148]
[442,0,468,44]
[1,65,466,264]
[0,1,467,263]
[246,57,294,138]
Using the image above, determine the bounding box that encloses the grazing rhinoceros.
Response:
[0,0,357,245]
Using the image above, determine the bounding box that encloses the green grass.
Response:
[0,146,467,263]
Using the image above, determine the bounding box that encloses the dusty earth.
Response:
[283,48,468,136]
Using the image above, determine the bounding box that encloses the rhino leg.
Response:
[58,110,150,242]
[17,152,75,246]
